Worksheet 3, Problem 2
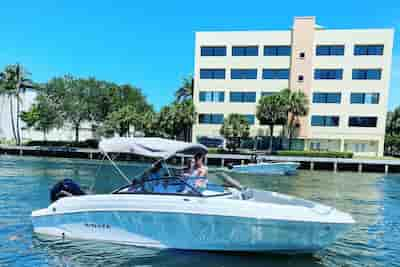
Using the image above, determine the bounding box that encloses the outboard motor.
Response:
[50,178,85,203]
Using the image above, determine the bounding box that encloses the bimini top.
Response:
[99,137,208,159]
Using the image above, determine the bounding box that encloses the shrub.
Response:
[276,150,353,158]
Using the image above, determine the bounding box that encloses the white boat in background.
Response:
[229,162,300,175]
[31,137,354,253]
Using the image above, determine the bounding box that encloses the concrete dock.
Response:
[1,145,400,173]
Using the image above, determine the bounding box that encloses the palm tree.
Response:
[256,94,287,153]
[282,89,309,150]
[386,107,400,136]
[220,114,250,152]
[0,64,33,145]
[175,76,193,103]
[173,100,196,142]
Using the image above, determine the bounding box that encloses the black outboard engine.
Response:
[50,178,85,203]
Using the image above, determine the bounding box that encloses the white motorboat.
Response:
[229,162,300,175]
[31,137,354,253]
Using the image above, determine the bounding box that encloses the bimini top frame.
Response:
[98,137,208,185]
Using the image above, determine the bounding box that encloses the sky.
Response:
[0,0,399,111]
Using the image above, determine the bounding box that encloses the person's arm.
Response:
[197,167,207,177]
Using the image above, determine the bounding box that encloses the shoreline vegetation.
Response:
[1,63,400,158]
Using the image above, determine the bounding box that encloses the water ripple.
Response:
[0,156,398,266]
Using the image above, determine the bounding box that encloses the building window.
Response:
[298,75,304,82]
[232,46,259,56]
[314,69,343,80]
[354,45,384,56]
[198,114,224,124]
[299,52,305,59]
[199,91,225,102]
[245,115,255,125]
[200,69,225,79]
[348,116,377,127]
[313,92,341,104]
[316,45,345,56]
[263,46,291,56]
[350,93,379,104]
[311,115,339,127]
[230,92,256,103]
[352,69,382,80]
[231,69,257,79]
[262,69,290,79]
[200,46,227,56]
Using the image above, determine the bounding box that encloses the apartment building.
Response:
[192,16,394,156]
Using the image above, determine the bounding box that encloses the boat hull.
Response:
[32,208,351,253]
[231,162,300,175]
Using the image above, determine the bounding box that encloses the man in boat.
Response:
[185,152,208,190]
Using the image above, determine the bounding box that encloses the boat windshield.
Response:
[116,176,230,197]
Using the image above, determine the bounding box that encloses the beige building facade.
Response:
[192,17,394,156]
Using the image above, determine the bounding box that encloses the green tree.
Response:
[256,94,287,153]
[20,94,63,140]
[385,107,400,155]
[58,76,92,142]
[102,105,143,137]
[175,76,193,103]
[220,114,250,152]
[157,105,177,138]
[281,89,309,150]
[172,100,196,141]
[0,64,34,145]
[386,107,400,136]
[139,110,161,137]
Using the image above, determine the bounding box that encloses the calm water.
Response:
[0,155,399,267]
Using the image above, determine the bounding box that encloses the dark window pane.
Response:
[232,46,258,56]
[230,92,242,102]
[311,116,325,126]
[350,93,379,104]
[246,46,258,56]
[199,92,206,102]
[199,91,225,102]
[316,45,345,56]
[200,69,226,79]
[218,92,225,102]
[230,92,256,103]
[316,46,330,55]
[231,69,257,79]
[201,46,226,56]
[348,116,377,127]
[325,116,339,126]
[314,69,343,80]
[214,47,226,56]
[199,114,224,124]
[262,69,289,79]
[264,46,291,56]
[365,93,379,104]
[354,45,384,56]
[243,92,256,102]
[311,115,339,127]
[352,69,381,80]
[326,93,341,103]
[331,45,345,55]
[350,93,364,104]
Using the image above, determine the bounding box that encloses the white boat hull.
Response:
[32,192,354,253]
[231,162,300,175]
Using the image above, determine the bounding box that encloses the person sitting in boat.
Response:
[185,152,208,190]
